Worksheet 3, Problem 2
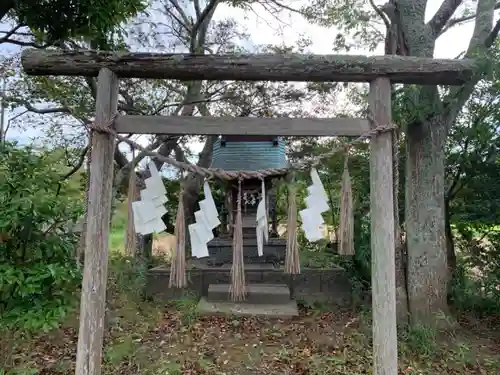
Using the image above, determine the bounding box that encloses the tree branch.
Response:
[484,16,500,47]
[428,0,463,36]
[0,23,25,42]
[179,0,222,118]
[439,2,500,36]
[56,145,89,196]
[22,102,71,114]
[193,0,202,18]
[369,0,391,30]
[168,0,192,32]
[267,0,308,17]
[0,38,51,48]
[443,0,498,129]
[61,146,88,181]
[190,0,220,52]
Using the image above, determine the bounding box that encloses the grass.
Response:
[109,200,130,251]
[1,204,500,374]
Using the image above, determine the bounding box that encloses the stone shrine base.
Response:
[146,261,352,307]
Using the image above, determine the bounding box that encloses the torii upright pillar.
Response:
[369,77,398,375]
[76,68,118,375]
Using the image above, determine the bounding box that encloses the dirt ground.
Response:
[2,296,500,375]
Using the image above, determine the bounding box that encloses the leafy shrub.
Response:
[0,143,84,331]
[296,210,371,305]
[14,0,146,43]
[449,230,500,315]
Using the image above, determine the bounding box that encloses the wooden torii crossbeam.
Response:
[20,48,476,375]
[21,49,475,84]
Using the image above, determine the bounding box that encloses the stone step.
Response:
[208,238,286,247]
[207,283,290,304]
[197,297,298,319]
[207,238,287,263]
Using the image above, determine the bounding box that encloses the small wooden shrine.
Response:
[207,135,289,264]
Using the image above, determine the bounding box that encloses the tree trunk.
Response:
[180,135,218,252]
[135,233,152,273]
[445,199,456,281]
[395,239,409,323]
[405,114,449,326]
[395,0,453,327]
[392,131,409,325]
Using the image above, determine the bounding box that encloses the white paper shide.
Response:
[131,161,168,235]
[255,179,268,256]
[189,180,221,258]
[299,168,329,242]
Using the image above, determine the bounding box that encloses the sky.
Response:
[0,0,484,155]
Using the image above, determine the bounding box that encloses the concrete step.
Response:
[242,227,256,236]
[207,283,290,304]
[197,297,298,319]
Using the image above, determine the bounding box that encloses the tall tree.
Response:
[0,0,146,46]
[4,0,334,239]
[391,0,499,326]
[445,47,500,274]
[301,0,500,326]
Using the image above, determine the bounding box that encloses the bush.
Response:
[297,211,371,303]
[0,143,84,331]
[449,230,500,316]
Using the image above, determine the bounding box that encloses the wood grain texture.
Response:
[368,78,398,375]
[21,49,475,85]
[75,68,118,375]
[115,115,370,136]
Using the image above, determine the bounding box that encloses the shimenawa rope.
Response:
[88,113,397,181]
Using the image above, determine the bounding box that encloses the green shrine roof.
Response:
[211,138,288,172]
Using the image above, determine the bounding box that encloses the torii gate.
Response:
[20,49,475,375]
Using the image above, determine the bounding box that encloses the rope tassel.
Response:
[338,154,354,255]
[169,188,187,288]
[285,172,300,274]
[230,179,246,301]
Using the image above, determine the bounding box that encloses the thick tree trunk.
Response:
[405,115,449,325]
[396,0,455,327]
